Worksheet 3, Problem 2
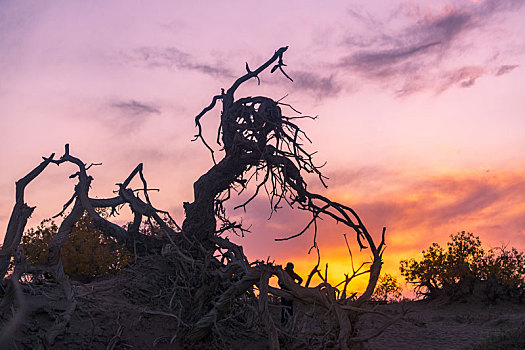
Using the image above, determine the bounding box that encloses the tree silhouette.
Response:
[372,273,402,302]
[401,231,525,302]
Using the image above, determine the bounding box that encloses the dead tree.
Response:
[0,47,399,349]
[183,46,391,348]
[0,146,182,345]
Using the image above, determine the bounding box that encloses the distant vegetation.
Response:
[22,210,132,282]
[372,273,403,302]
[400,231,525,302]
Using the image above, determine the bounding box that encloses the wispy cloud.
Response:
[495,64,519,76]
[338,0,524,95]
[438,65,485,91]
[340,9,472,76]
[94,99,163,134]
[290,71,342,98]
[124,46,233,78]
[111,100,161,117]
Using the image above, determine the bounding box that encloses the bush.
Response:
[22,210,132,282]
[372,273,402,302]
[400,231,525,302]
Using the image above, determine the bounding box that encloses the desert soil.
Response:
[358,300,525,350]
[7,274,525,349]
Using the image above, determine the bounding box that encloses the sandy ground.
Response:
[359,300,525,350]
[6,274,525,349]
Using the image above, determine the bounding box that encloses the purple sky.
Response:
[2,0,525,288]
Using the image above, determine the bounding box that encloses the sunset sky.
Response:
[1,0,525,291]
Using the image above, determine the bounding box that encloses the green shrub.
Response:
[400,231,525,301]
[372,273,402,302]
[22,210,132,282]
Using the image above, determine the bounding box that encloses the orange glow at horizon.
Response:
[236,168,525,296]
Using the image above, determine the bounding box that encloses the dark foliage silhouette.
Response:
[372,273,402,302]
[21,210,132,283]
[400,231,525,302]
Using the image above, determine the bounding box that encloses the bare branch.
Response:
[0,153,55,280]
